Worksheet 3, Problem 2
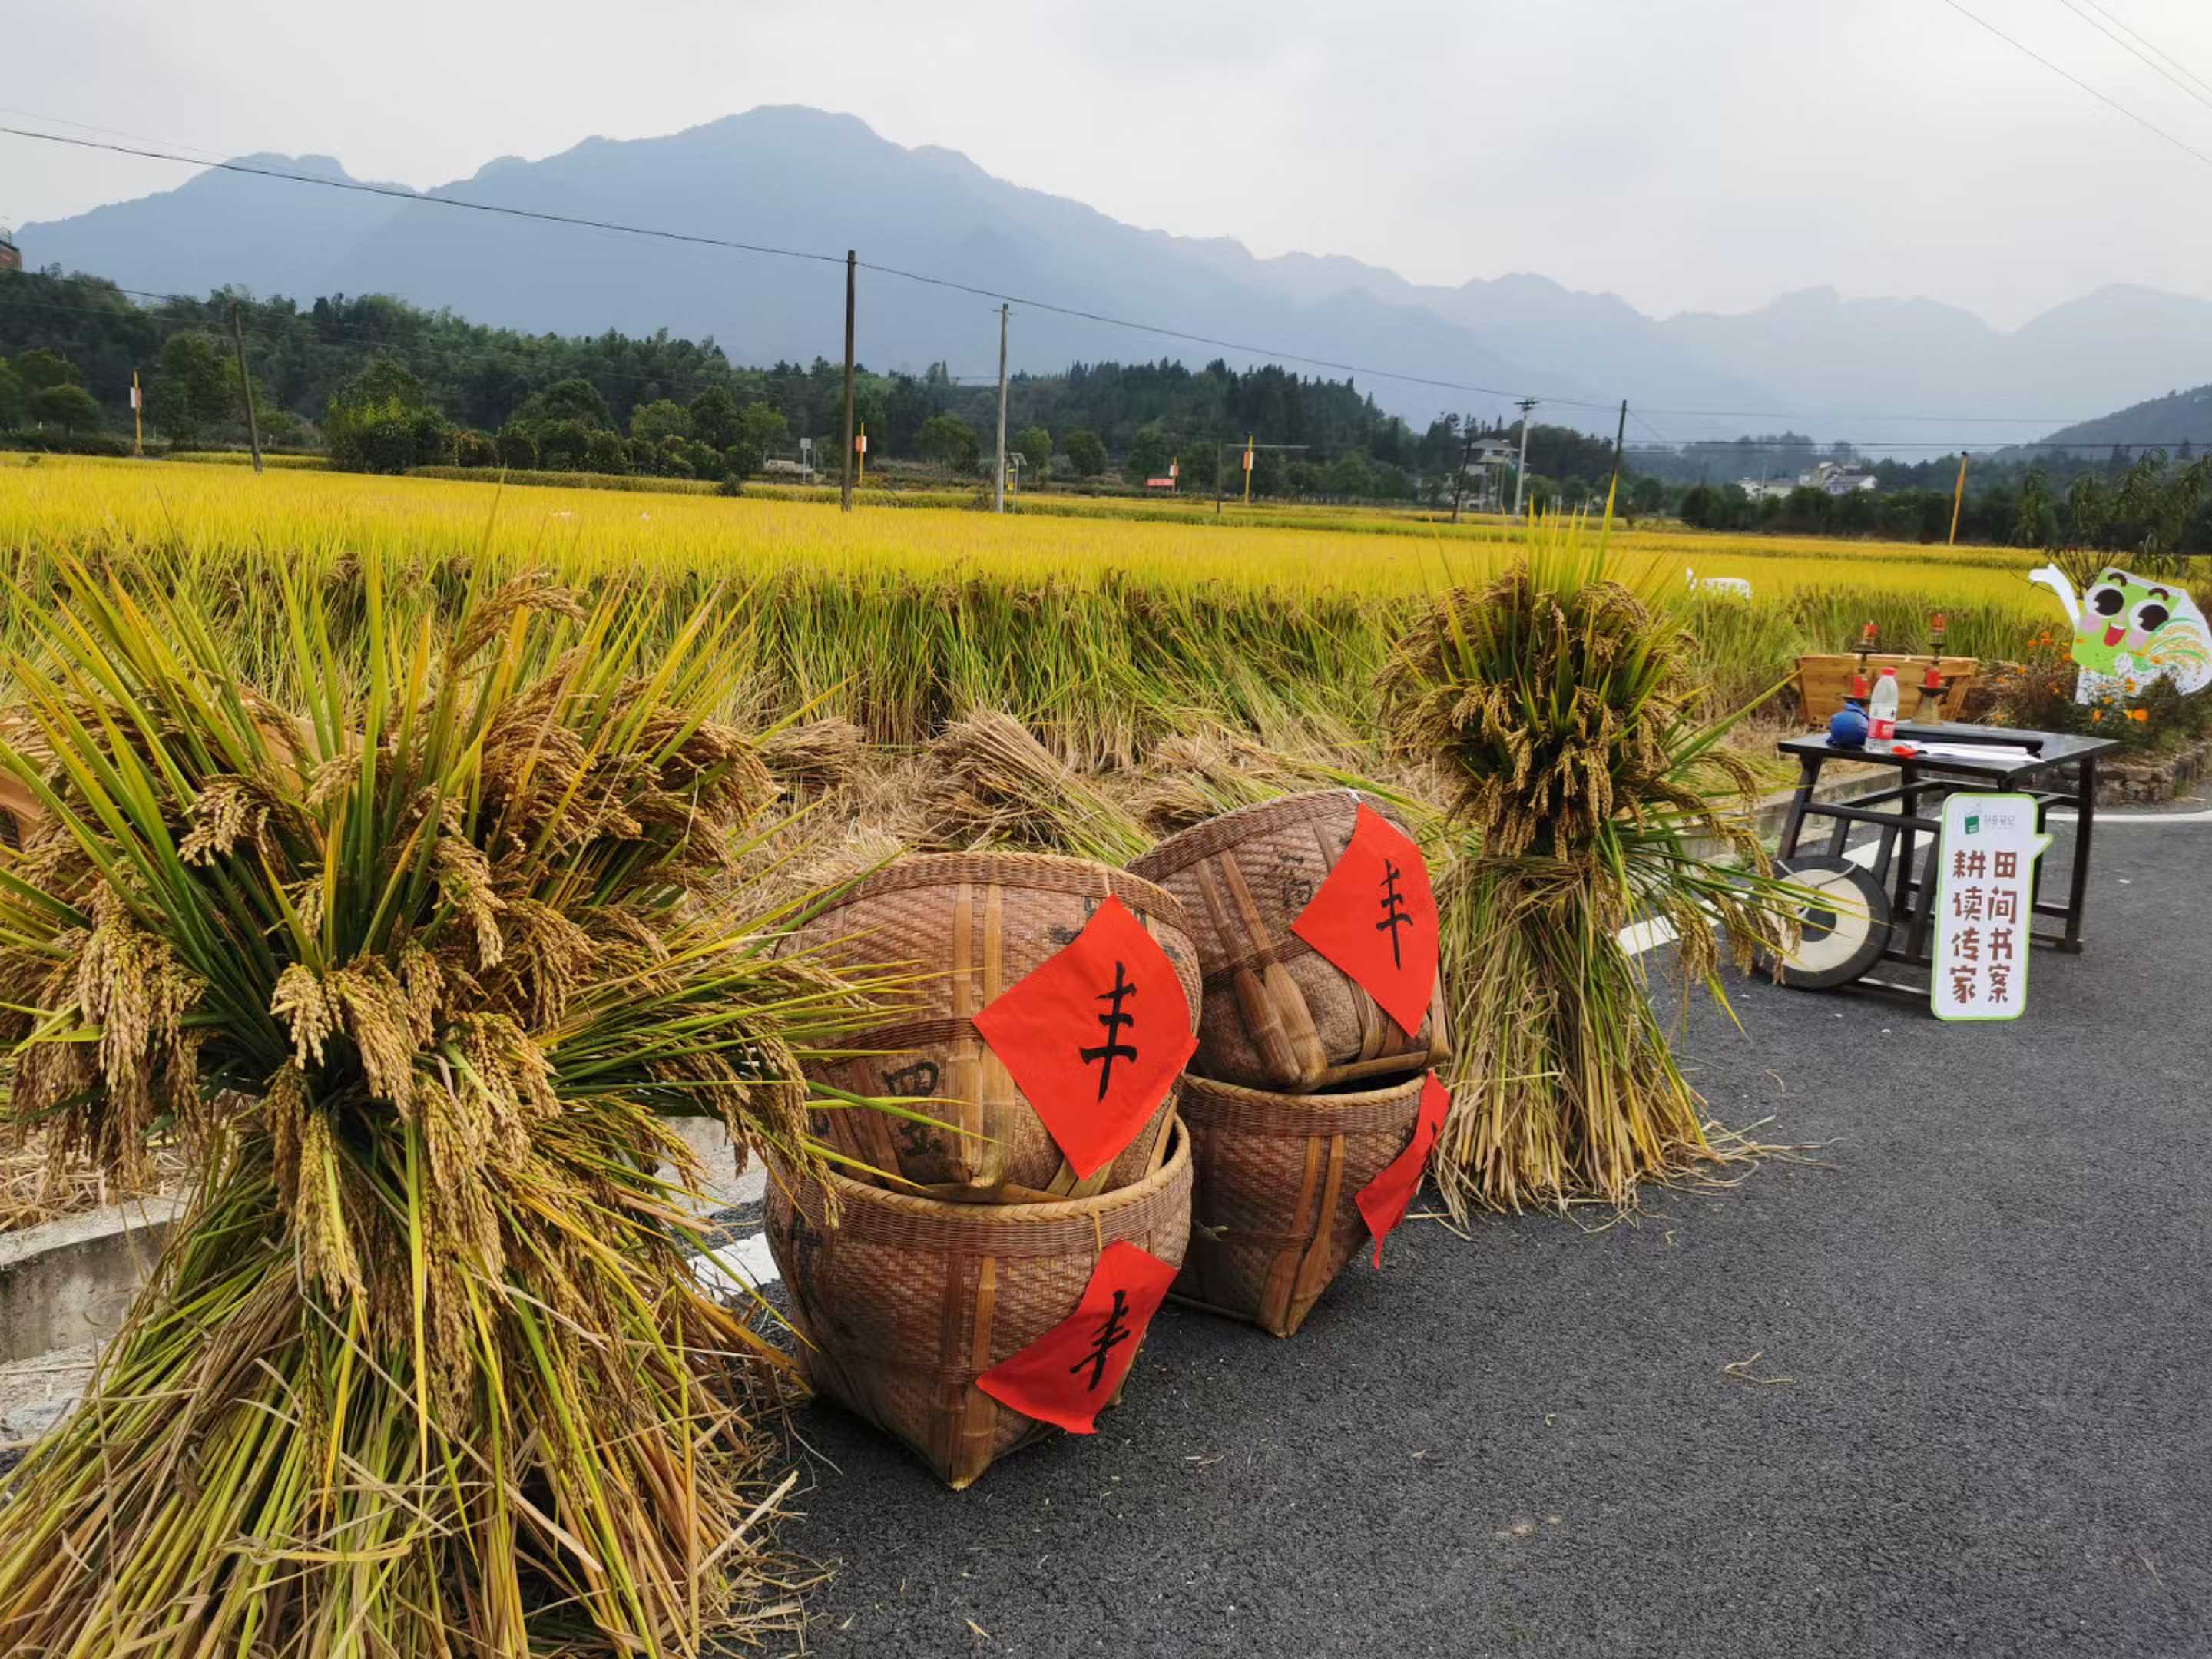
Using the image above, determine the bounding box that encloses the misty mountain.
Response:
[18,106,2212,449]
[2034,382,2212,454]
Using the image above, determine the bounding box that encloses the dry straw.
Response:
[1381,518,1796,1214]
[0,552,898,1655]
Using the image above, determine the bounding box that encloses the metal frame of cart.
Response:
[1773,722,2120,998]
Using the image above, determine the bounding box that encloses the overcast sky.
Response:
[6,0,2209,328]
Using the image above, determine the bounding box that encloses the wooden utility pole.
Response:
[1947,452,1969,545]
[994,303,1009,513]
[839,250,856,513]
[130,369,144,458]
[1607,398,1628,512]
[228,302,263,473]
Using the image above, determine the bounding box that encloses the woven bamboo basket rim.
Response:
[1180,1069,1428,1137]
[1130,788,1397,881]
[790,1115,1190,1257]
[816,849,1193,935]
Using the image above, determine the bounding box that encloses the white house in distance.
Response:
[1803,459,1876,495]
[1735,459,1876,501]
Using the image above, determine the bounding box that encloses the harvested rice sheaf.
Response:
[1382,536,1796,1215]
[0,558,894,1656]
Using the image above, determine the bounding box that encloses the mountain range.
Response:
[18,106,2212,452]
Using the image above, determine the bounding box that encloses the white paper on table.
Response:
[1905,741,2038,762]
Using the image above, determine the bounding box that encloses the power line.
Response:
[2073,0,2212,101]
[0,118,2184,435]
[1939,0,2212,169]
[2051,0,2212,116]
[0,123,1603,411]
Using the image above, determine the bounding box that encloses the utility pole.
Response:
[1449,414,1475,525]
[839,250,856,513]
[1948,452,1969,545]
[130,369,144,458]
[1607,398,1628,512]
[1511,396,1538,518]
[994,303,1010,513]
[228,302,263,473]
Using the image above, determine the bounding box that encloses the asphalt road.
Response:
[771,810,2211,1657]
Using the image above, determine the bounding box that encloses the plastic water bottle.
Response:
[1869,667,1899,743]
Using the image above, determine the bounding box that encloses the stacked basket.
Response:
[1130,790,1451,1338]
[771,852,1202,1488]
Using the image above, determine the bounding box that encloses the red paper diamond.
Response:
[1356,1072,1449,1267]
[971,896,1197,1181]
[1290,804,1439,1038]
[975,1241,1178,1434]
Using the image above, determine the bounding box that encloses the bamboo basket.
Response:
[1174,1071,1426,1338]
[1129,790,1448,1092]
[767,1117,1193,1490]
[785,852,1201,1200]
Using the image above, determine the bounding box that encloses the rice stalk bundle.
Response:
[920,707,1152,865]
[0,553,892,1655]
[759,714,866,799]
[1380,527,1794,1214]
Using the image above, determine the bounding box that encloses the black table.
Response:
[1774,722,2120,994]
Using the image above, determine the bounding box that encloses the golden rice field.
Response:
[0,454,2053,757]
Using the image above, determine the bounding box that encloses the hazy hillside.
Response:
[18,105,2212,448]
[2035,383,2212,453]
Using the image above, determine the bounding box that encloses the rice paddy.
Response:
[0,454,2051,752]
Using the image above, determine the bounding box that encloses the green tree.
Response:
[12,348,83,394]
[541,378,611,429]
[495,426,538,470]
[148,333,233,446]
[584,430,631,474]
[1063,429,1107,477]
[738,402,789,456]
[629,399,692,446]
[916,412,980,473]
[1324,451,1374,499]
[338,354,426,410]
[1015,425,1052,479]
[28,382,102,434]
[1123,425,1171,485]
[687,386,740,450]
[0,359,28,430]
[536,419,593,470]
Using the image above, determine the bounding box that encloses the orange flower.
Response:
[2128,708,2150,723]
[2091,709,2104,723]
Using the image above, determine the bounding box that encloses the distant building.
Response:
[1735,477,1796,502]
[1800,459,1876,495]
[0,227,19,274]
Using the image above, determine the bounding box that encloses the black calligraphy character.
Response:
[1068,1288,1132,1390]
[1376,859,1413,970]
[882,1058,941,1098]
[1078,962,1141,1101]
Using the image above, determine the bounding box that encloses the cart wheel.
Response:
[1760,856,1892,990]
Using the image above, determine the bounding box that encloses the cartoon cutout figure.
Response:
[2028,564,2212,704]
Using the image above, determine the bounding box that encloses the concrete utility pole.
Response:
[1511,396,1538,518]
[130,369,144,458]
[840,250,856,513]
[228,302,263,473]
[994,303,1010,513]
[1607,399,1628,512]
